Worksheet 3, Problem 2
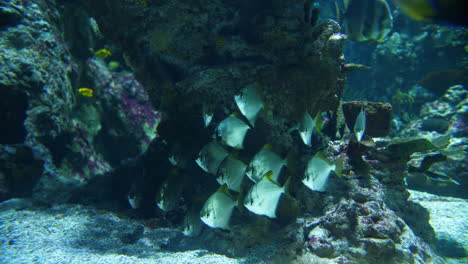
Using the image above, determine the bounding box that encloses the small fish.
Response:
[94,48,112,59]
[303,152,343,192]
[168,155,178,166]
[200,184,237,230]
[168,144,189,168]
[392,0,467,27]
[246,143,287,183]
[299,112,315,146]
[353,107,366,142]
[425,171,461,185]
[78,88,93,97]
[234,83,264,127]
[341,0,393,42]
[216,114,250,149]
[183,207,204,237]
[195,141,229,175]
[290,112,323,146]
[216,154,247,192]
[202,104,214,128]
[128,179,143,209]
[244,171,289,218]
[155,168,185,212]
[343,63,371,74]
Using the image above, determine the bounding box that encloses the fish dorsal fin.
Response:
[229,112,242,119]
[218,184,232,198]
[313,112,323,133]
[264,170,276,183]
[263,143,273,151]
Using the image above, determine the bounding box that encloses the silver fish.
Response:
[299,112,315,146]
[289,112,323,146]
[216,155,247,192]
[200,185,237,230]
[203,104,214,128]
[155,169,184,212]
[196,141,229,175]
[342,0,393,42]
[303,152,343,192]
[216,114,251,149]
[244,171,288,218]
[183,207,204,237]
[353,107,366,142]
[246,144,287,183]
[234,84,264,127]
[127,176,144,209]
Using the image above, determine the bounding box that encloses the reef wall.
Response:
[0,0,160,202]
[0,0,451,263]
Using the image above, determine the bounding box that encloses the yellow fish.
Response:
[392,0,467,26]
[78,88,93,97]
[94,49,112,59]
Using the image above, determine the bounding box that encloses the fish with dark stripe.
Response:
[339,0,393,42]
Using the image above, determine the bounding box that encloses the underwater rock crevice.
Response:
[0,85,28,144]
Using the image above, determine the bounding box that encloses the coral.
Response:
[385,137,436,161]
[297,139,443,263]
[391,89,415,118]
[87,58,161,158]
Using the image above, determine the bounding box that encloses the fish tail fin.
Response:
[219,184,234,199]
[334,155,345,177]
[263,143,273,151]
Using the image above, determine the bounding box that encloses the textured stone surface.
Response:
[409,190,468,262]
[0,0,160,203]
[75,0,346,153]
